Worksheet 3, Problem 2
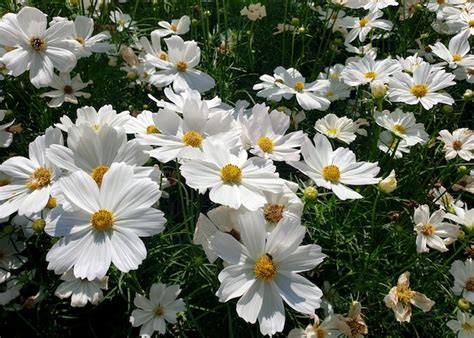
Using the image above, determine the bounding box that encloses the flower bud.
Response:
[458,165,468,174]
[32,219,46,232]
[127,71,138,81]
[463,89,473,100]
[379,170,397,193]
[442,105,453,114]
[458,298,470,311]
[303,186,318,201]
[370,80,387,99]
[108,56,118,67]
[291,17,300,26]
[298,26,305,34]
[3,224,14,234]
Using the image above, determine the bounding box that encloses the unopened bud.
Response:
[379,170,397,193]
[32,219,46,232]
[303,186,318,201]
[458,298,470,311]
[371,80,387,99]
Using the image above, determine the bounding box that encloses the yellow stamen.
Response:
[154,306,164,316]
[220,164,242,184]
[294,81,305,92]
[159,51,168,61]
[30,37,47,51]
[182,131,203,148]
[26,167,52,190]
[170,23,178,32]
[421,223,435,236]
[91,165,109,186]
[90,209,113,231]
[263,204,285,224]
[75,36,85,45]
[396,284,414,304]
[327,127,338,135]
[393,124,406,134]
[46,197,57,209]
[176,61,188,72]
[364,71,377,79]
[410,84,428,98]
[146,125,160,134]
[452,53,462,62]
[257,136,274,153]
[359,18,369,27]
[254,254,277,281]
[465,277,474,291]
[322,165,341,183]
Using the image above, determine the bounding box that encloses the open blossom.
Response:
[209,211,326,336]
[346,0,398,11]
[156,16,190,37]
[341,54,401,87]
[240,3,267,21]
[109,9,133,31]
[45,163,167,280]
[384,272,435,323]
[288,314,350,338]
[447,311,474,337]
[70,16,111,58]
[374,109,428,146]
[413,204,460,253]
[40,73,92,108]
[377,130,411,158]
[430,32,474,69]
[0,7,77,88]
[339,10,393,44]
[336,301,368,338]
[450,259,474,302]
[388,62,456,110]
[314,113,366,144]
[130,283,185,336]
[54,270,108,307]
[289,134,380,200]
[438,128,474,161]
[0,110,14,148]
[146,36,215,93]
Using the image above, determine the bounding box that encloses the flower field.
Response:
[0,0,473,337]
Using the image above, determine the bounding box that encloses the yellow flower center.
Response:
[294,81,305,92]
[91,165,109,186]
[327,127,338,136]
[30,37,47,51]
[322,165,341,183]
[421,223,435,236]
[359,18,369,27]
[364,71,377,79]
[75,36,85,45]
[465,277,474,291]
[346,318,366,336]
[263,204,285,224]
[326,91,334,97]
[313,326,326,338]
[0,179,11,186]
[182,131,204,148]
[468,68,474,75]
[170,23,178,32]
[90,209,114,231]
[396,284,414,304]
[26,167,52,190]
[453,140,463,151]
[159,51,168,61]
[254,254,277,281]
[220,164,242,184]
[146,125,160,134]
[393,124,406,134]
[154,306,164,316]
[63,85,74,94]
[463,322,474,331]
[46,197,57,209]
[452,53,462,62]
[410,84,428,98]
[257,136,274,153]
[469,19,474,28]
[176,61,188,72]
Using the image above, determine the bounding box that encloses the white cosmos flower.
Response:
[374,109,428,146]
[314,113,365,144]
[109,9,133,32]
[450,259,474,302]
[430,32,474,69]
[54,270,108,307]
[288,314,350,338]
[55,104,131,132]
[47,124,154,188]
[40,73,92,108]
[397,54,427,73]
[156,16,191,37]
[454,64,474,83]
[139,30,169,62]
[124,110,160,136]
[445,207,474,231]
[130,282,185,336]
[253,66,293,102]
[438,128,474,161]
[323,78,351,102]
[45,163,166,280]
[70,16,111,58]
[0,127,63,218]
[0,7,77,88]
[0,235,27,283]
[413,204,460,253]
[448,12,474,38]
[447,311,474,338]
[288,134,381,200]
[146,35,215,93]
[0,110,14,148]
[345,0,398,11]
[339,10,393,44]
[209,211,326,336]
[430,185,464,214]
[377,130,410,158]
[341,54,401,87]
[388,62,456,110]
[180,139,284,210]
[137,99,239,163]
[193,205,241,263]
[243,104,304,161]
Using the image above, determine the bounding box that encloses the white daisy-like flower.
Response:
[0,7,77,88]
[450,259,474,302]
[54,270,108,307]
[377,130,410,158]
[447,311,474,337]
[430,32,474,69]
[55,104,131,133]
[397,54,428,73]
[336,301,369,337]
[242,104,304,161]
[240,3,267,21]
[209,211,326,336]
[314,113,365,144]
[0,110,14,148]
[341,54,401,87]
[430,185,464,214]
[139,30,169,62]
[346,0,398,11]
[0,127,63,218]
[388,62,456,110]
[70,16,111,58]
[130,282,185,336]
[124,110,160,136]
[180,139,284,210]
[374,109,428,146]
[45,163,166,280]
[40,73,92,108]
[447,12,474,38]
[384,272,435,323]
[109,9,133,32]
[137,98,238,163]
[288,134,380,200]
[253,66,293,102]
[193,205,241,263]
[339,10,393,44]
[438,128,474,161]
[146,35,215,93]
[413,204,460,253]
[454,64,474,83]
[445,207,474,231]
[288,314,350,338]
[323,78,352,102]
[0,235,27,284]
[156,16,191,37]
